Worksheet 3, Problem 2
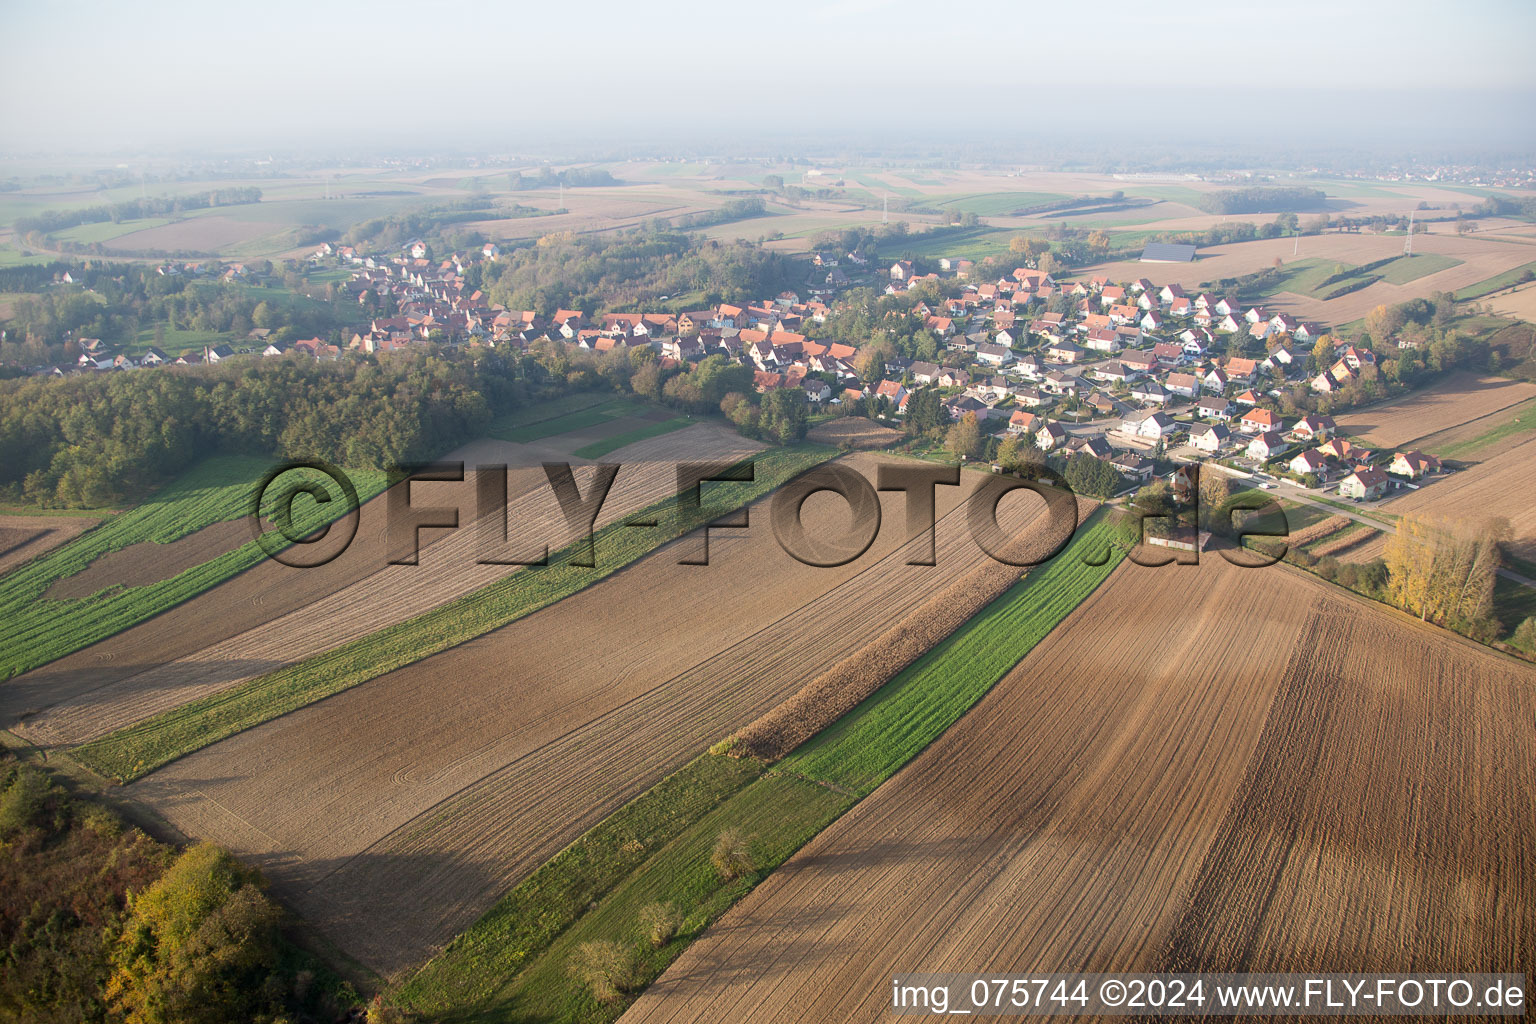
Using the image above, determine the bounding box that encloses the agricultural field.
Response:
[1331,370,1536,449]
[626,557,1536,1023]
[125,457,1066,974]
[0,456,389,684]
[1351,435,1536,565]
[1488,280,1536,323]
[14,422,764,751]
[0,513,102,577]
[1080,231,1536,325]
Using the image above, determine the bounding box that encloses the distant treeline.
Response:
[13,188,263,234]
[507,167,620,190]
[672,197,767,230]
[1194,187,1326,215]
[1473,193,1536,220]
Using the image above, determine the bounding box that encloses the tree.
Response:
[567,940,640,1003]
[1514,617,1536,651]
[1310,334,1335,371]
[1383,515,1507,627]
[902,388,942,436]
[712,827,756,881]
[946,412,982,460]
[762,174,784,190]
[1064,451,1122,499]
[638,901,683,948]
[853,339,892,382]
[106,843,285,1024]
[760,388,808,444]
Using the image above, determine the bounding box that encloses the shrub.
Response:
[0,766,53,836]
[567,940,640,1003]
[638,901,683,948]
[1514,617,1536,651]
[711,827,756,881]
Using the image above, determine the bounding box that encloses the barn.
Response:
[1140,242,1197,263]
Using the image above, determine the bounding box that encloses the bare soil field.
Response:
[128,460,1064,974]
[44,518,254,599]
[101,215,275,253]
[805,417,903,450]
[5,423,761,746]
[623,559,1535,1023]
[1351,436,1536,564]
[1331,371,1536,449]
[1489,282,1536,324]
[0,515,100,577]
[1082,232,1535,324]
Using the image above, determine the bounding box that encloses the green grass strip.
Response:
[1428,397,1536,459]
[571,417,693,459]
[394,511,1130,1022]
[488,397,655,443]
[0,456,388,680]
[782,510,1129,795]
[396,754,764,1012]
[72,445,835,782]
[1454,259,1536,300]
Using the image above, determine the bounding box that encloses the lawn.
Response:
[72,445,836,782]
[571,417,693,459]
[0,457,388,681]
[392,511,1130,1022]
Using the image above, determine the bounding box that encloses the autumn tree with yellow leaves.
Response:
[1383,515,1507,635]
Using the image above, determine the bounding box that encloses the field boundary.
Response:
[393,510,1130,1020]
[71,445,835,782]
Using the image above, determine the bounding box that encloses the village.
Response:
[46,232,1455,516]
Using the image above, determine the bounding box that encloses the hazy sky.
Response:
[3,0,1533,154]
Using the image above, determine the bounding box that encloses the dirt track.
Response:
[129,458,1063,974]
[623,558,1535,1023]
[5,423,761,744]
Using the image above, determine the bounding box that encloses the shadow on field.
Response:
[0,657,290,735]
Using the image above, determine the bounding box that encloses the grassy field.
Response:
[934,191,1066,216]
[487,397,655,443]
[72,445,835,782]
[1455,259,1536,300]
[50,217,176,245]
[392,511,1129,1022]
[0,457,387,681]
[887,225,1019,260]
[485,392,617,434]
[571,417,693,459]
[1377,252,1462,284]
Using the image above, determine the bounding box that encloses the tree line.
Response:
[13,188,263,236]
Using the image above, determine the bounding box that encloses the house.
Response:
[1040,370,1080,396]
[1165,372,1201,398]
[1190,422,1231,453]
[1007,409,1039,435]
[1316,437,1363,463]
[1035,422,1068,451]
[1123,410,1178,439]
[1130,380,1168,405]
[1291,414,1335,440]
[204,344,234,363]
[889,260,914,282]
[1196,396,1234,419]
[1015,353,1045,378]
[1046,340,1084,363]
[975,343,1014,366]
[1014,386,1050,408]
[1233,388,1262,406]
[1066,435,1113,460]
[1121,350,1158,375]
[1093,361,1133,383]
[1224,357,1261,382]
[1140,310,1164,332]
[1110,452,1154,482]
[909,361,941,385]
[1213,298,1241,317]
[1152,342,1185,365]
[1202,367,1230,392]
[875,380,908,404]
[1158,284,1188,304]
[1389,450,1442,479]
[140,346,168,366]
[1289,450,1329,477]
[1339,466,1390,501]
[1240,407,1281,434]
[1246,431,1289,461]
[946,395,991,421]
[1084,327,1122,352]
[1217,313,1244,333]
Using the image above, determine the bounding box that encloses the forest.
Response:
[1193,186,1327,215]
[0,350,515,506]
[477,229,792,314]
